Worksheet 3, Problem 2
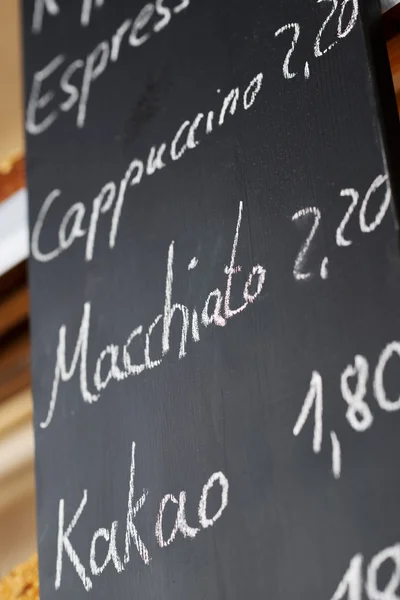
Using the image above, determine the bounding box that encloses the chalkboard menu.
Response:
[22,0,400,598]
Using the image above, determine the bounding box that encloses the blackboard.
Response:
[22,1,400,598]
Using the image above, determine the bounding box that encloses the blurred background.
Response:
[0,0,34,577]
[0,0,400,580]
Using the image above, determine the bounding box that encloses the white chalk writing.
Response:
[294,339,400,479]
[55,441,228,591]
[27,1,192,132]
[40,202,266,429]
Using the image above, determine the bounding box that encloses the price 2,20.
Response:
[275,0,359,81]
[291,173,391,282]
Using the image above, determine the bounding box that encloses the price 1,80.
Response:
[293,340,400,479]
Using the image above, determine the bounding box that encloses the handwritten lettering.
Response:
[40,201,266,428]
[27,1,192,132]
[55,441,229,591]
[31,71,264,263]
[294,339,400,479]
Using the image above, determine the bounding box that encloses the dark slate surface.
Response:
[21,1,400,598]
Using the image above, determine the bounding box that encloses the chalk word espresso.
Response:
[56,441,229,592]
[40,201,266,428]
[28,0,191,132]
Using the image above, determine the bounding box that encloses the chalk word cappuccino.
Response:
[31,70,264,263]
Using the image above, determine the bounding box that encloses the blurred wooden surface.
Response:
[0,287,29,339]
[0,333,30,404]
[0,157,25,202]
[388,33,400,110]
[0,388,32,439]
[0,0,24,170]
